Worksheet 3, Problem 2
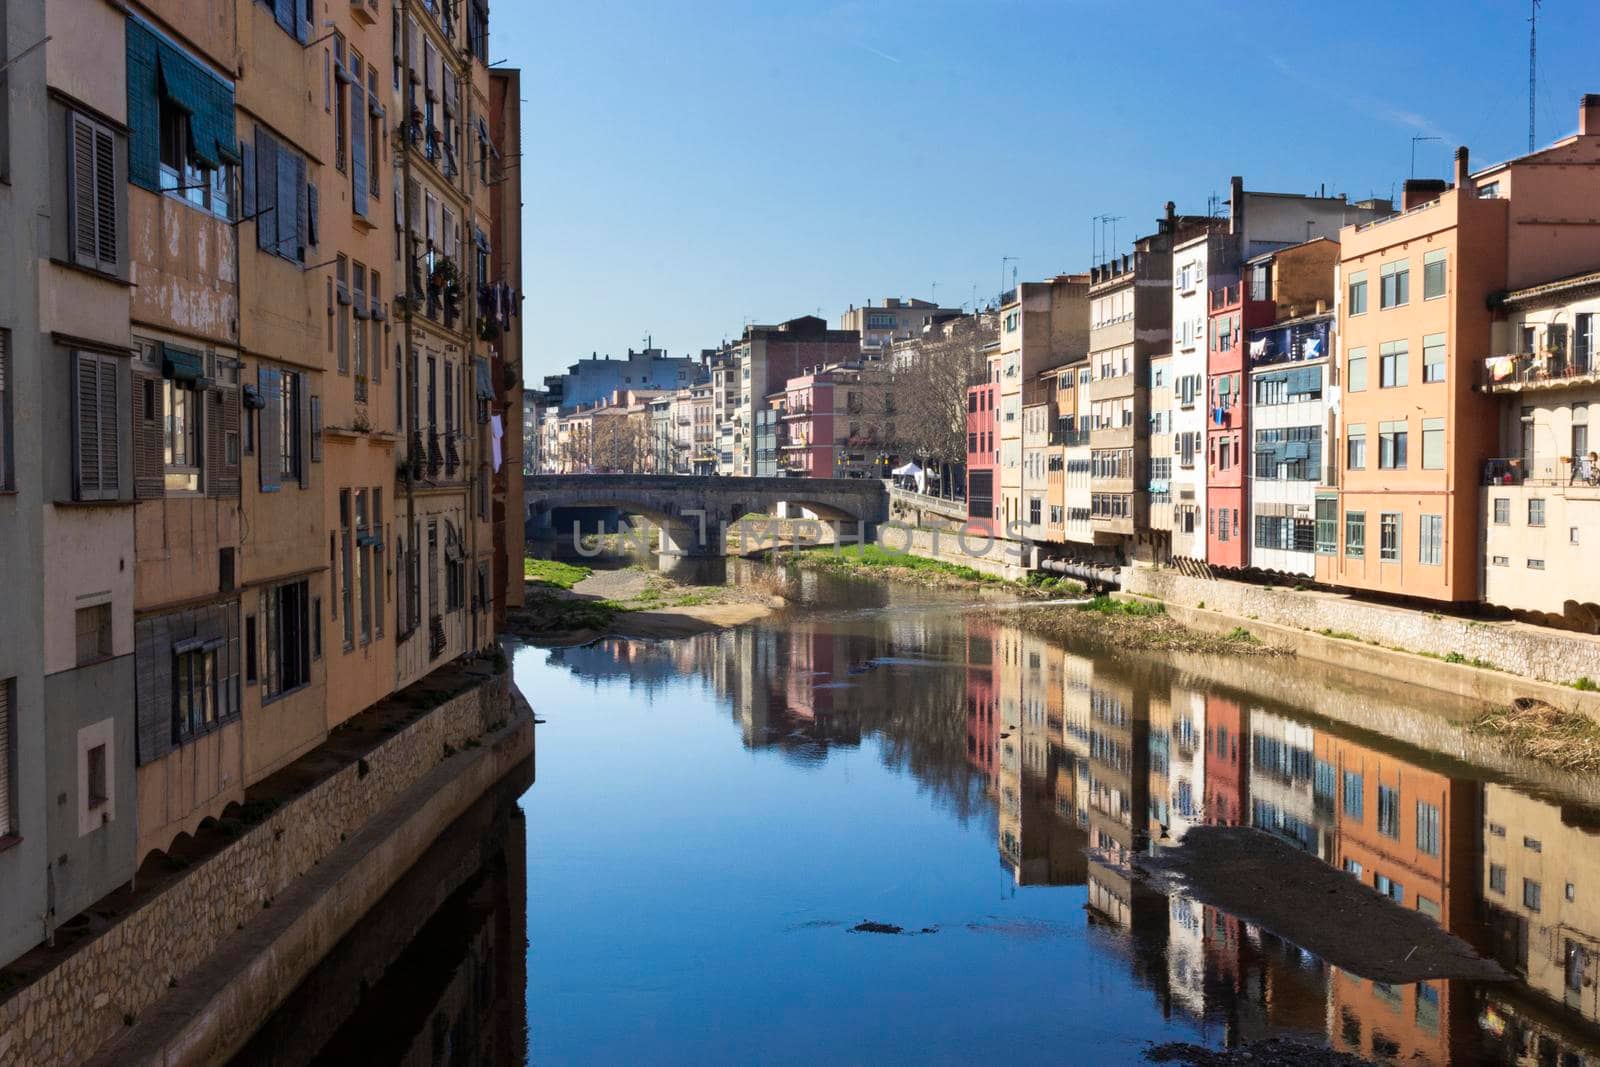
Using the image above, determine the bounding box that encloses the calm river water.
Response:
[240,561,1600,1066]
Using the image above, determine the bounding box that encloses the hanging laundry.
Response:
[1303,336,1324,360]
[490,414,504,472]
[1249,338,1268,359]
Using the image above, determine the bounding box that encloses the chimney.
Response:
[1583,94,1600,137]
[1454,146,1470,189]
[1229,175,1245,236]
[1403,178,1448,209]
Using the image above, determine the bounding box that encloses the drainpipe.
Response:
[400,0,418,645]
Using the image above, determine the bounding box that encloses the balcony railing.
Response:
[1484,456,1600,487]
[1483,351,1599,391]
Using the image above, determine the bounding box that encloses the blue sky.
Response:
[504,0,1600,378]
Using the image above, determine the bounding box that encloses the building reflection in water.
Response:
[229,760,532,1067]
[546,604,1600,1065]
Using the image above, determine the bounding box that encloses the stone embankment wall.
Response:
[0,672,522,1067]
[1123,567,1600,711]
[877,523,1031,580]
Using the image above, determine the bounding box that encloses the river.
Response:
[239,560,1600,1065]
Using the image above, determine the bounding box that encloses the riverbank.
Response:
[507,560,784,645]
[786,543,1083,597]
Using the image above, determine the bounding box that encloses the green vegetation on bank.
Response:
[789,544,1084,596]
[1077,595,1163,617]
[523,558,592,590]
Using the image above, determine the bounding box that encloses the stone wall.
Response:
[881,523,1032,581]
[1124,566,1600,689]
[0,671,514,1067]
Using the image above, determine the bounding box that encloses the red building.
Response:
[1203,696,1248,827]
[966,363,999,534]
[1205,279,1273,569]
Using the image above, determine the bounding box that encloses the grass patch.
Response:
[794,544,1000,585]
[1318,628,1363,642]
[523,558,592,590]
[1077,595,1164,617]
[1571,676,1599,692]
[1022,573,1087,595]
[1472,700,1600,774]
[1442,651,1500,670]
[1224,626,1261,645]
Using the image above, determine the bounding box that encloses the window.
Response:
[1380,513,1401,562]
[1379,340,1408,388]
[1416,801,1440,855]
[1420,514,1443,566]
[1346,424,1366,470]
[248,127,311,263]
[0,681,11,838]
[74,351,122,501]
[1494,497,1509,524]
[1029,498,1041,526]
[1379,420,1407,470]
[1376,783,1401,844]
[1347,271,1368,316]
[1421,418,1445,470]
[1529,498,1546,527]
[76,603,112,665]
[1420,333,1447,383]
[68,111,121,273]
[280,369,301,484]
[173,644,219,739]
[1492,555,1510,566]
[1347,348,1367,392]
[261,579,311,699]
[335,256,350,374]
[86,743,108,809]
[164,380,202,492]
[353,263,368,398]
[1489,864,1507,894]
[1316,498,1338,555]
[1345,511,1366,558]
[1423,249,1447,300]
[1528,558,1546,571]
[1379,259,1409,309]
[1342,770,1364,820]
[373,488,385,638]
[1525,879,1542,912]
[1376,874,1404,904]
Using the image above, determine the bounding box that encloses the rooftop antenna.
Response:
[1000,256,1017,302]
[1529,0,1540,152]
[1410,135,1441,178]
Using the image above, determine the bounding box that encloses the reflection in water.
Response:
[538,567,1600,1065]
[230,760,531,1067]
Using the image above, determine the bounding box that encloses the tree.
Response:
[882,312,997,496]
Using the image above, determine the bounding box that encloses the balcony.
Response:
[1049,419,1089,447]
[1208,284,1239,313]
[1483,351,1600,393]
[780,404,813,419]
[1249,319,1331,367]
[1484,456,1600,488]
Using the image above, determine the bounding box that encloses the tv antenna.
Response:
[1529,0,1540,152]
[1410,135,1441,178]
[999,256,1017,303]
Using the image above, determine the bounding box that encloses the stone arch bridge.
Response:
[524,474,889,556]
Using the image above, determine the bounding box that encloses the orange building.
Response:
[1325,98,1600,603]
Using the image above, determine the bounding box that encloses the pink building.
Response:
[966,356,1000,533]
[771,366,885,478]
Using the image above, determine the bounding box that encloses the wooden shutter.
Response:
[294,155,308,262]
[0,683,10,837]
[132,368,164,499]
[310,394,323,461]
[273,0,296,37]
[219,387,241,496]
[351,80,368,218]
[255,128,278,254]
[70,112,117,272]
[298,375,311,488]
[307,181,319,248]
[259,366,281,492]
[75,352,119,500]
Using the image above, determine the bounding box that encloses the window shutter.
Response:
[133,369,164,499]
[75,351,104,499]
[255,129,278,253]
[259,366,281,492]
[310,394,323,461]
[307,181,319,248]
[293,154,308,262]
[273,0,296,37]
[298,376,311,488]
[351,81,368,218]
[220,386,241,494]
[90,122,117,270]
[241,140,256,219]
[205,387,226,498]
[70,113,100,269]
[0,683,10,837]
